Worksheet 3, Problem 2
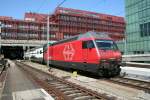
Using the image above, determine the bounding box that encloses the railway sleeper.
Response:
[47,80,60,84]
[60,88,74,92]
[49,83,65,86]
[50,84,63,87]
[55,85,69,89]
[123,81,134,84]
[67,93,85,98]
[73,95,96,100]
[138,84,149,88]
[45,78,55,82]
[49,84,66,88]
[63,90,80,94]
[145,85,150,88]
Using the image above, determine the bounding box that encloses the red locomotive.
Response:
[44,32,122,77]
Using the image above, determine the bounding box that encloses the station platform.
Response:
[121,66,150,82]
[1,60,53,100]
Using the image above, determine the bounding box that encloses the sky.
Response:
[0,0,125,19]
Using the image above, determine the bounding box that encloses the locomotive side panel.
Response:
[50,40,86,70]
[50,40,100,73]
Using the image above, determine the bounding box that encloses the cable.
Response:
[57,0,67,8]
[36,0,47,13]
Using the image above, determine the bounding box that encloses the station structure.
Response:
[117,0,150,55]
[1,2,150,100]
[0,7,125,59]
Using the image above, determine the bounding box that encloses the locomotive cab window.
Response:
[82,40,95,49]
[82,41,87,49]
[95,40,118,50]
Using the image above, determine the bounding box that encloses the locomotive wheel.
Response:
[98,69,111,77]
[98,68,121,77]
[111,67,121,77]
[115,67,121,76]
[103,69,112,78]
[98,69,103,77]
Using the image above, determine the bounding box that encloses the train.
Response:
[24,41,56,64]
[25,32,122,77]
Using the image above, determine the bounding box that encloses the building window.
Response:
[140,22,150,37]
[149,22,150,36]
[133,51,144,54]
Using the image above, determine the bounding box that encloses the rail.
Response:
[108,77,150,93]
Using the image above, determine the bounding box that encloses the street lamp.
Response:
[47,15,50,68]
[46,0,67,69]
[0,21,2,56]
[124,31,127,55]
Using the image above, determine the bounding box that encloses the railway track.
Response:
[108,77,150,93]
[15,61,116,100]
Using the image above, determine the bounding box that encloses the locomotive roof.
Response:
[78,31,111,40]
[43,41,57,46]
[51,31,111,46]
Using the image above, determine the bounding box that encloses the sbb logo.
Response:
[63,44,75,61]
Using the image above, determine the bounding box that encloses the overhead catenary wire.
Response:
[57,0,68,8]
[36,0,47,13]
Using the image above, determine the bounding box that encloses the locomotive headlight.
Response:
[101,59,106,62]
[117,56,122,61]
[100,59,106,64]
[110,58,115,60]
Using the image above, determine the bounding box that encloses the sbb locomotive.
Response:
[25,32,122,77]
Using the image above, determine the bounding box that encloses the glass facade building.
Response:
[125,0,150,54]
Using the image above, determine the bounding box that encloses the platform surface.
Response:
[1,60,40,100]
[12,88,54,100]
[121,67,150,82]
